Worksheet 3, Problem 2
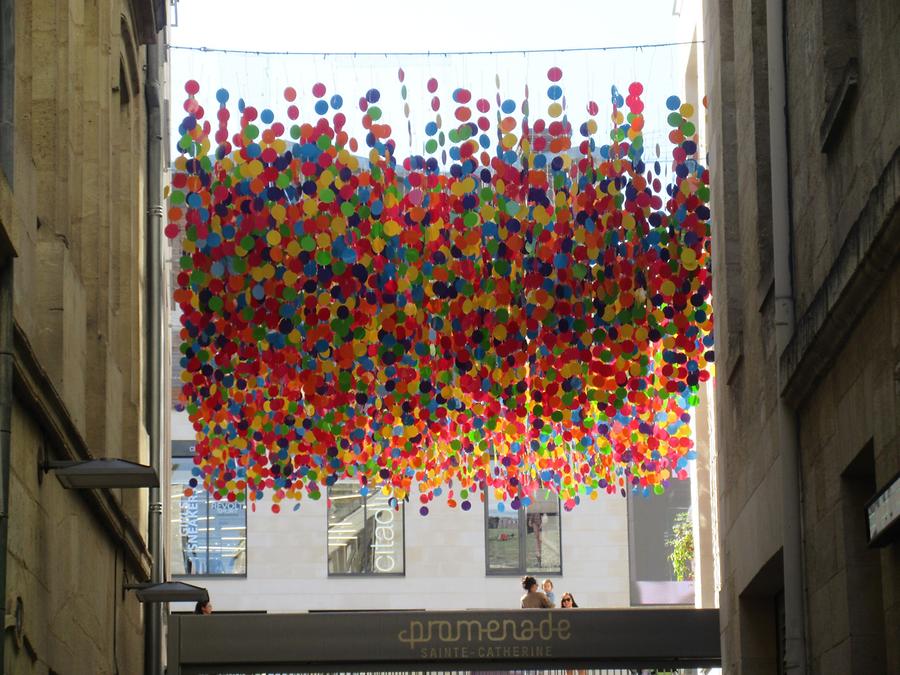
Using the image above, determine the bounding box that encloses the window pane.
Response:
[327,483,366,574]
[170,455,248,576]
[627,478,694,605]
[207,499,247,574]
[486,492,520,572]
[365,491,404,574]
[630,479,691,581]
[170,458,208,575]
[328,483,404,575]
[524,492,561,574]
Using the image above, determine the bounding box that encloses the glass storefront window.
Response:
[486,497,520,572]
[485,491,562,575]
[327,481,404,576]
[170,446,247,576]
[626,477,693,605]
[524,491,562,573]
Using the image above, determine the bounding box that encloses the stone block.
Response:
[819,638,852,675]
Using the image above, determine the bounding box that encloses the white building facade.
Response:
[168,439,631,612]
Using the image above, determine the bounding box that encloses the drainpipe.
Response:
[145,35,164,675]
[766,0,807,673]
[0,263,13,673]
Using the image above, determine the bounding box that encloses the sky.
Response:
[167,0,696,162]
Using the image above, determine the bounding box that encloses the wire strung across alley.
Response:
[167,39,703,58]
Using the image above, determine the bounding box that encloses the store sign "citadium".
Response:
[398,613,571,659]
[372,507,401,572]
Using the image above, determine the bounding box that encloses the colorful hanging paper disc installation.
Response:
[168,71,714,513]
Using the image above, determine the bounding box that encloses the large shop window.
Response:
[327,481,405,576]
[170,442,247,576]
[485,490,562,575]
[626,477,693,605]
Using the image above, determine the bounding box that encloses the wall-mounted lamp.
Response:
[125,581,209,604]
[41,458,159,489]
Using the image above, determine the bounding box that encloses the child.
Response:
[542,578,556,606]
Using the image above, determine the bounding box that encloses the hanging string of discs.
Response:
[168,58,714,514]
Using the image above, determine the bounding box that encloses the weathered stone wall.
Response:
[798,264,899,673]
[785,1,900,317]
[0,0,162,672]
[22,0,150,482]
[704,0,782,670]
[705,0,899,672]
[6,402,145,674]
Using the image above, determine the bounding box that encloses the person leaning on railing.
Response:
[520,575,554,608]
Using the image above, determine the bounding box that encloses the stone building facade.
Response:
[704,0,899,673]
[0,1,166,673]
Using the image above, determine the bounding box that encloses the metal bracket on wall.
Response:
[36,444,46,487]
[820,59,859,153]
[2,595,23,648]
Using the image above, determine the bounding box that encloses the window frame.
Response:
[170,441,248,578]
[483,491,563,577]
[326,481,406,578]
